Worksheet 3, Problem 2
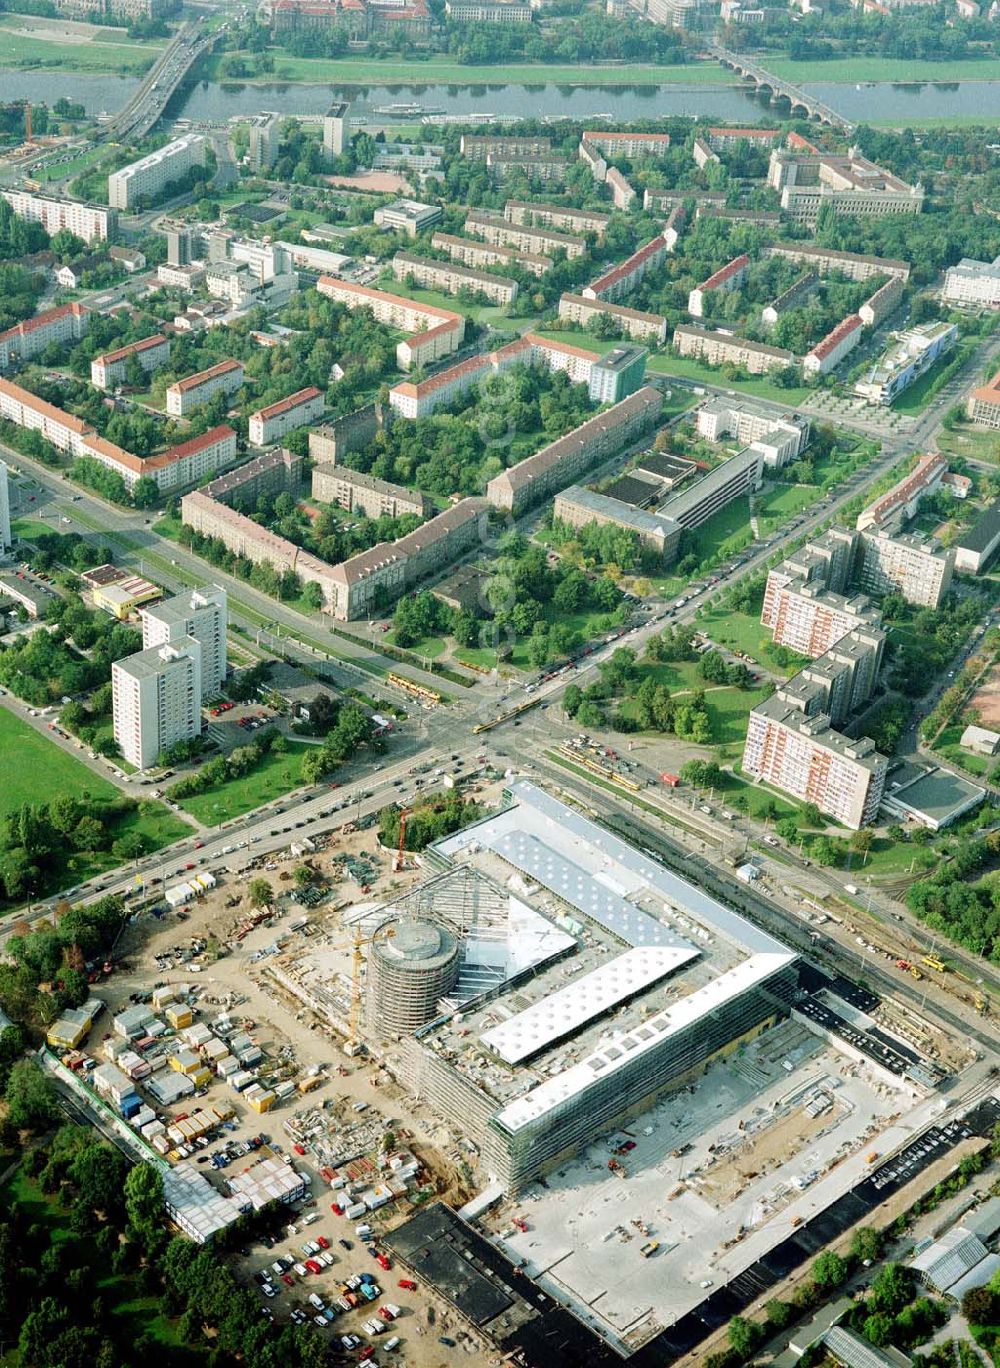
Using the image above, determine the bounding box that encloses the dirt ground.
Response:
[323,171,412,193]
[969,660,1000,728]
[698,1102,846,1205]
[105,833,498,1368]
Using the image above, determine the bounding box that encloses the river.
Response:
[3,66,1000,127]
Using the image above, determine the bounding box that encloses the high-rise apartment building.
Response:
[856,529,953,609]
[0,460,10,552]
[141,587,227,697]
[112,639,202,770]
[108,135,206,211]
[323,102,350,159]
[249,115,280,172]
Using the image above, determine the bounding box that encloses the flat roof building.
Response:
[108,134,206,211]
[141,587,227,698]
[954,495,1000,574]
[373,199,443,237]
[943,255,1000,310]
[112,638,202,770]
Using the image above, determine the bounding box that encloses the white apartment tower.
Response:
[141,587,227,697]
[0,460,10,552]
[108,135,206,211]
[112,638,202,770]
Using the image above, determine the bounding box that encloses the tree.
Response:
[851,827,875,855]
[563,683,583,718]
[727,1316,762,1359]
[302,581,324,611]
[4,1059,59,1131]
[131,477,159,509]
[124,1163,163,1244]
[811,1250,848,1290]
[867,1262,912,1316]
[850,1226,884,1264]
[961,1286,999,1326]
[248,878,272,908]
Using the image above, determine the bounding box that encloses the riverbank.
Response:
[203,51,739,87]
[0,17,160,73]
[768,54,1000,85]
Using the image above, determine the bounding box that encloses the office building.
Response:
[856,529,954,607]
[856,452,947,533]
[372,199,443,238]
[312,465,428,521]
[583,234,669,304]
[688,254,749,318]
[90,334,171,390]
[503,199,610,238]
[966,368,1000,428]
[249,387,324,446]
[249,114,280,172]
[763,243,910,284]
[1,189,117,244]
[767,146,924,227]
[743,694,887,829]
[587,345,647,404]
[696,396,810,467]
[943,255,1000,309]
[0,301,89,371]
[673,324,796,376]
[323,102,350,159]
[141,587,228,697]
[954,497,1000,574]
[855,321,958,405]
[553,485,681,560]
[391,251,518,307]
[486,386,661,515]
[464,211,586,260]
[108,134,206,210]
[166,359,245,418]
[558,292,667,344]
[316,277,465,371]
[0,459,9,552]
[803,314,864,376]
[113,639,202,771]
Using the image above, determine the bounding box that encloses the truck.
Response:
[640,1241,660,1258]
[659,773,680,788]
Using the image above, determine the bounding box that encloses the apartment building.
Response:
[743,694,887,829]
[763,243,910,284]
[248,114,280,172]
[373,143,444,173]
[558,292,668,344]
[328,498,489,620]
[445,0,532,17]
[706,126,780,152]
[578,139,607,182]
[673,324,796,375]
[696,396,810,467]
[583,233,669,304]
[316,276,465,371]
[767,147,924,227]
[582,130,671,159]
[954,497,1000,574]
[688,253,750,318]
[1,190,117,245]
[588,345,648,404]
[0,376,94,455]
[857,529,954,607]
[142,587,228,697]
[0,460,10,552]
[311,464,428,520]
[763,575,880,659]
[90,334,171,390]
[761,272,817,327]
[112,639,203,771]
[86,425,238,494]
[460,135,552,162]
[464,211,587,260]
[486,386,661,515]
[553,485,681,560]
[203,445,304,511]
[391,251,518,307]
[966,367,1000,428]
[692,136,720,170]
[503,199,610,238]
[854,321,958,405]
[943,255,1000,309]
[372,199,443,238]
[856,452,947,533]
[431,231,550,278]
[323,102,350,159]
[643,188,726,214]
[486,155,568,186]
[248,387,324,446]
[605,167,637,210]
[803,315,863,376]
[859,274,905,328]
[165,359,245,418]
[0,301,89,372]
[108,135,206,211]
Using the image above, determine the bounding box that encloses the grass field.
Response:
[175,742,313,824]
[891,349,969,416]
[646,352,811,405]
[768,55,1000,85]
[378,278,539,331]
[0,28,157,72]
[933,421,1000,465]
[623,658,772,747]
[385,630,446,660]
[11,516,58,543]
[0,707,122,817]
[212,52,737,87]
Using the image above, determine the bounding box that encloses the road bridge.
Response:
[104,19,221,144]
[711,45,855,134]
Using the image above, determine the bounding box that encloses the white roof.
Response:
[493,951,794,1134]
[479,945,699,1065]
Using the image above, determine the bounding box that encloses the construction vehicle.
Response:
[512,1216,528,1233]
[392,809,410,874]
[640,1241,660,1258]
[922,955,946,973]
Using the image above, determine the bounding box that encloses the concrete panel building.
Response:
[248,387,324,446]
[323,102,350,159]
[696,396,810,468]
[763,243,910,284]
[431,230,550,278]
[112,638,202,770]
[460,135,552,162]
[673,325,795,375]
[558,292,667,344]
[311,464,428,520]
[464,211,587,260]
[943,255,1000,310]
[954,497,1000,574]
[859,274,905,329]
[583,234,669,304]
[392,251,518,307]
[141,587,227,697]
[108,135,206,211]
[0,459,9,553]
[857,529,954,608]
[856,452,947,534]
[90,334,170,390]
[0,301,89,372]
[588,345,647,404]
[248,115,280,172]
[316,276,465,371]
[503,199,610,238]
[803,315,863,376]
[1,189,116,244]
[688,254,750,319]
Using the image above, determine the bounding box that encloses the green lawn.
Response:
[0,28,158,72]
[646,352,811,405]
[622,659,771,747]
[933,421,1000,466]
[683,497,756,567]
[891,350,969,416]
[175,742,313,824]
[932,721,998,781]
[214,52,737,87]
[768,55,1000,84]
[385,631,446,660]
[0,707,122,817]
[378,278,539,331]
[11,516,58,543]
[758,483,817,527]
